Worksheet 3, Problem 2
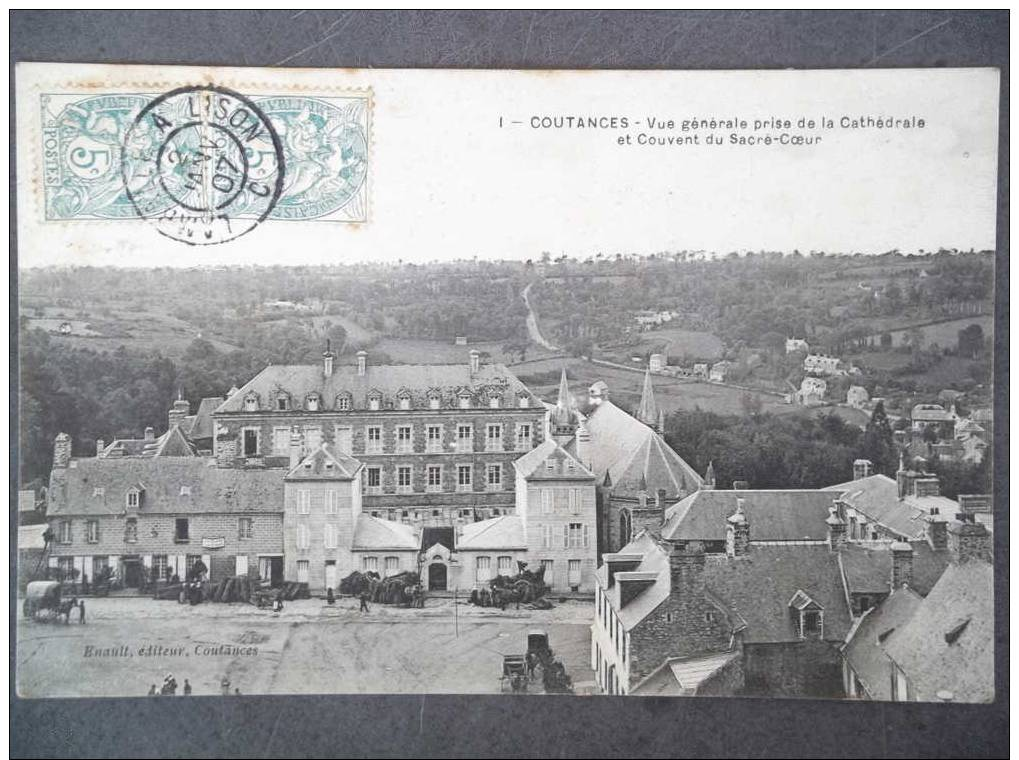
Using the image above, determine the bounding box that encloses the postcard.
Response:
[14,62,998,702]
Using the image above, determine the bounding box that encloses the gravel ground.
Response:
[16,597,595,698]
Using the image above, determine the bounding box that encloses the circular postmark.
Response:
[121,85,285,245]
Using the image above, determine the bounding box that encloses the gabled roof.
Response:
[883,561,994,703]
[100,426,197,459]
[456,515,526,550]
[584,401,702,498]
[215,361,540,413]
[839,541,950,597]
[186,397,223,441]
[351,513,420,551]
[48,458,284,516]
[632,651,740,696]
[513,438,594,481]
[842,587,924,700]
[825,474,956,540]
[285,443,363,480]
[662,489,837,543]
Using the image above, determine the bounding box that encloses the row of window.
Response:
[241,422,534,458]
[54,554,202,582]
[539,488,586,515]
[361,463,504,495]
[596,584,628,664]
[243,389,532,413]
[57,517,255,545]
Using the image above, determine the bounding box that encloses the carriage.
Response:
[23,581,86,624]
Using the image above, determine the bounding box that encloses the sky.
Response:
[16,64,1000,268]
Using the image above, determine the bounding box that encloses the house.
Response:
[785,338,809,354]
[58,321,72,335]
[803,354,844,376]
[797,376,827,406]
[648,353,666,372]
[692,363,709,380]
[910,404,955,437]
[45,435,287,589]
[841,528,993,703]
[593,503,853,698]
[846,385,870,410]
[708,361,732,383]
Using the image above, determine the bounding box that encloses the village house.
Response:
[846,385,870,409]
[803,353,845,376]
[910,403,956,437]
[708,361,732,383]
[692,362,709,380]
[648,353,666,372]
[785,337,809,354]
[797,376,827,406]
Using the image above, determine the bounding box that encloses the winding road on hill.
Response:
[521,282,560,351]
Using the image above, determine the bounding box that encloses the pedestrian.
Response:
[234,688,241,695]
[526,652,537,680]
[359,592,370,613]
[326,588,335,605]
[220,676,230,696]
[147,684,156,696]
[183,679,192,695]
[81,573,89,595]
[161,673,177,695]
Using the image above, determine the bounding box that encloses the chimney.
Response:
[826,502,847,550]
[53,433,72,469]
[853,458,873,480]
[215,434,237,468]
[913,477,941,498]
[732,480,749,490]
[96,438,105,457]
[947,514,992,564]
[168,395,190,430]
[469,349,481,374]
[925,512,948,550]
[323,340,335,377]
[725,498,750,557]
[890,541,914,589]
[669,540,706,599]
[289,427,305,469]
[144,426,155,441]
[576,418,592,470]
[356,350,368,377]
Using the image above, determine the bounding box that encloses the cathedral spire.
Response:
[704,460,716,490]
[550,368,578,442]
[636,370,659,429]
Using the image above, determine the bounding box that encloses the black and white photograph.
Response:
[10,10,1008,759]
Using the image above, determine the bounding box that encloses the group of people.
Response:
[322,586,425,612]
[146,674,242,696]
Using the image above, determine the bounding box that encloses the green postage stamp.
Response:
[38,89,370,227]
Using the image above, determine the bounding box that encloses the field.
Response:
[633,327,725,362]
[879,315,993,349]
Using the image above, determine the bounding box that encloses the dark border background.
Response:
[9,10,1009,759]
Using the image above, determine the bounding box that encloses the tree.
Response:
[957,323,984,359]
[860,400,895,475]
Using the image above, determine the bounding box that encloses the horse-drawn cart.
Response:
[23,581,86,624]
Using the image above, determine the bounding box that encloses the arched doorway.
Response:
[428,562,447,591]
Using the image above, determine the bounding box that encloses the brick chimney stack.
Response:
[853,459,873,480]
[725,498,750,557]
[323,340,335,377]
[890,541,914,590]
[96,439,105,457]
[356,350,368,377]
[144,426,155,441]
[168,394,190,430]
[925,512,948,550]
[53,433,72,468]
[469,349,481,374]
[947,514,992,564]
[826,502,847,550]
[669,540,706,599]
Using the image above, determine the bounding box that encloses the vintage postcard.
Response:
[14,62,999,703]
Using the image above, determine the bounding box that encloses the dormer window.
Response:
[93,487,105,498]
[179,485,191,497]
[243,392,259,412]
[518,393,530,409]
[458,390,473,409]
[427,390,442,410]
[789,589,824,639]
[367,390,383,411]
[488,394,501,409]
[276,392,291,411]
[305,393,320,412]
[126,487,143,510]
[335,393,352,411]
[397,390,412,410]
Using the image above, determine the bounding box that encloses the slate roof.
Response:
[662,489,837,543]
[186,397,223,441]
[513,438,594,481]
[842,588,924,700]
[456,514,527,550]
[100,426,197,459]
[596,533,852,644]
[584,400,702,498]
[351,514,420,551]
[701,545,853,644]
[215,361,540,413]
[285,443,363,480]
[48,457,284,516]
[883,561,994,703]
[825,474,958,540]
[839,541,950,597]
[632,651,740,696]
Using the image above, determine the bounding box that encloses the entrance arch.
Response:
[428,562,447,591]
